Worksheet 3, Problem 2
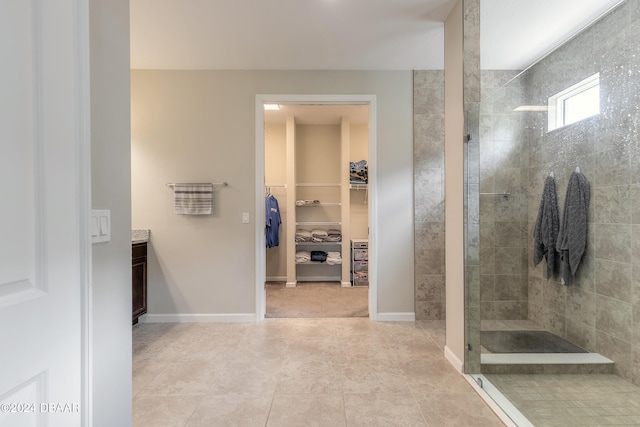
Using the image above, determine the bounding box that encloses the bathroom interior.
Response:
[466,0,640,425]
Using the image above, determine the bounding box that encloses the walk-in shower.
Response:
[465,1,640,425]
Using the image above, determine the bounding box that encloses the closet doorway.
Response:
[255,95,377,320]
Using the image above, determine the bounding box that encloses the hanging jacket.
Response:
[265,195,282,248]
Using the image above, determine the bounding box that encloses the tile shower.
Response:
[465,0,640,415]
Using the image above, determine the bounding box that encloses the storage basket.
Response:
[353,249,368,261]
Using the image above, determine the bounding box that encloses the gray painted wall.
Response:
[90,0,132,425]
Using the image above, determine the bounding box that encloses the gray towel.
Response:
[556,172,590,286]
[533,176,560,279]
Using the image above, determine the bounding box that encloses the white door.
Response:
[0,1,90,426]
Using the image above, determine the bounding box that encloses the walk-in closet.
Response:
[264,104,370,318]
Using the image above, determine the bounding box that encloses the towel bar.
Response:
[479,192,510,198]
[166,182,228,189]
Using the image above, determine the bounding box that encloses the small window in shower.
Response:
[548,73,600,131]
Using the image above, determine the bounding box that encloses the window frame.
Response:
[548,73,600,132]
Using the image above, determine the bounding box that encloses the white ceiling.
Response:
[130,0,624,124]
[130,0,623,71]
[265,104,369,125]
[480,0,624,70]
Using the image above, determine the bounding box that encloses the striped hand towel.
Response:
[174,184,213,215]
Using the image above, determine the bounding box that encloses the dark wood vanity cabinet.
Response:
[132,242,147,324]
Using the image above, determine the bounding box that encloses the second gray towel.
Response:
[556,171,590,286]
[533,176,560,279]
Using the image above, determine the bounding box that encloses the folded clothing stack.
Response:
[296,250,340,263]
[295,229,312,242]
[325,229,342,242]
[297,228,342,242]
[326,251,342,265]
[295,251,311,263]
[350,160,368,184]
[311,229,328,242]
[295,200,321,206]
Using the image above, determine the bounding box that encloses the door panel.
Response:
[0,0,39,305]
[0,1,89,426]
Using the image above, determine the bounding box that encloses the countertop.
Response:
[132,229,150,244]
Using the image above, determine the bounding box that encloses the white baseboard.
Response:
[341,281,352,287]
[376,312,416,322]
[266,276,286,282]
[285,281,297,288]
[444,345,464,373]
[141,313,257,323]
[143,312,416,323]
[296,276,341,282]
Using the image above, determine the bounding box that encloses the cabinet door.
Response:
[132,259,147,320]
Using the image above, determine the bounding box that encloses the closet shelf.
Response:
[296,221,341,226]
[265,119,368,286]
[350,183,368,190]
[296,261,342,265]
[296,241,342,246]
[296,202,341,207]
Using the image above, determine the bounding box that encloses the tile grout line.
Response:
[263,392,276,427]
[180,394,205,427]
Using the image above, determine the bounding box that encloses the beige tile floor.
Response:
[133,318,504,427]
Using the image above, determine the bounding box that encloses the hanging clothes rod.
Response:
[265,184,287,188]
[166,182,228,188]
[479,192,510,198]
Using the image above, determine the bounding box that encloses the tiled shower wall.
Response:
[414,70,445,320]
[519,1,639,385]
[478,71,528,321]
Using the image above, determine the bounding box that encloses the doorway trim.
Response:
[255,94,378,321]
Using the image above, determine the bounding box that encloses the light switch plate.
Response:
[91,209,111,243]
[242,212,250,224]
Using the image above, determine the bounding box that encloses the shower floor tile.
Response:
[485,373,640,427]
